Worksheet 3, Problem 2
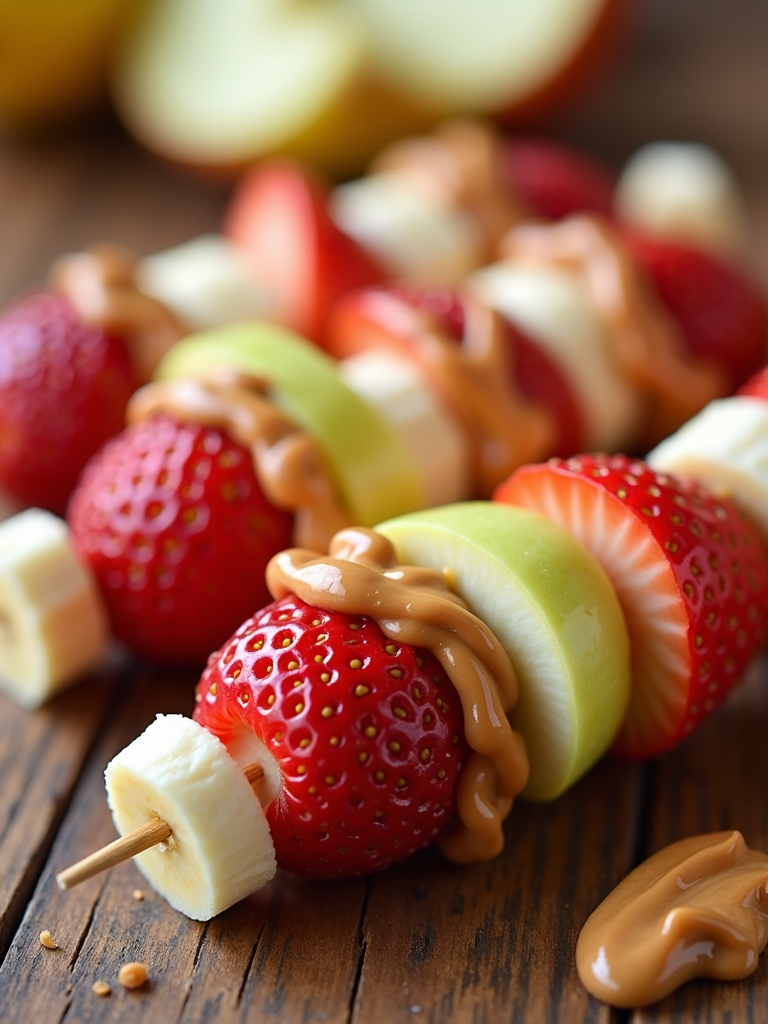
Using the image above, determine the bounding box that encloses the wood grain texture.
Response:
[629,661,768,1024]
[0,667,119,959]
[1,1,768,1021]
[353,758,643,1024]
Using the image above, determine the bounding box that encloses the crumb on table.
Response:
[39,930,58,950]
[92,981,111,997]
[118,962,148,989]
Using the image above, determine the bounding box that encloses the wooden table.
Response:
[2,2,768,1021]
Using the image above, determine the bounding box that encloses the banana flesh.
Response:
[615,142,749,259]
[137,233,275,330]
[330,172,483,284]
[0,509,108,708]
[339,347,473,508]
[105,715,277,921]
[647,396,768,538]
[467,261,643,452]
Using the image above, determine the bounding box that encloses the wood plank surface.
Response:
[1,1,768,1022]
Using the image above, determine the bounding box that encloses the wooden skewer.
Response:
[56,762,265,891]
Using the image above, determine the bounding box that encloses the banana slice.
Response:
[329,172,483,284]
[106,715,277,921]
[467,261,644,452]
[339,348,473,508]
[647,396,768,538]
[136,234,275,330]
[615,142,749,259]
[0,509,108,708]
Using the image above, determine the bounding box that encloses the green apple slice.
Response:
[155,322,424,527]
[376,502,630,801]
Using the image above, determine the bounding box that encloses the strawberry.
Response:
[67,413,293,667]
[625,233,768,391]
[0,291,137,515]
[223,159,384,348]
[501,136,615,222]
[495,453,768,759]
[737,364,768,401]
[194,593,468,878]
[328,283,585,458]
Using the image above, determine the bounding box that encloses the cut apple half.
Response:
[352,0,622,116]
[112,0,364,169]
[375,502,630,801]
[155,322,424,527]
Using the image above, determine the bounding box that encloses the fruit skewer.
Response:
[2,121,761,523]
[54,418,768,921]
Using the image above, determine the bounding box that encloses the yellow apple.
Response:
[0,0,137,132]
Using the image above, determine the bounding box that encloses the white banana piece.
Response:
[339,347,473,508]
[329,171,483,284]
[615,142,749,260]
[647,396,768,539]
[136,233,275,330]
[467,262,644,452]
[105,714,276,921]
[0,509,108,709]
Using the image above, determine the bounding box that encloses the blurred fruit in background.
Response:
[109,0,625,178]
[0,0,138,133]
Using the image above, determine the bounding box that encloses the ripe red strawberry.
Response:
[0,291,137,515]
[328,283,585,458]
[194,593,468,878]
[495,453,768,759]
[501,136,615,222]
[224,159,384,348]
[625,233,767,391]
[67,413,293,666]
[737,364,768,401]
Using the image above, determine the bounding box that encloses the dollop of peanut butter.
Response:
[266,526,530,862]
[373,118,525,260]
[50,244,187,383]
[127,372,352,552]
[576,830,768,1008]
[500,216,729,445]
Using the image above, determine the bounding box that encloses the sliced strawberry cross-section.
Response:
[495,453,768,759]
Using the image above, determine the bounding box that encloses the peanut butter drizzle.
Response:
[373,118,525,260]
[126,372,352,552]
[266,526,530,863]
[388,296,556,497]
[50,244,187,383]
[576,830,768,1008]
[500,216,729,445]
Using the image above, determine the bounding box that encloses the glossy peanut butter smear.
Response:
[577,830,768,1008]
[373,118,525,259]
[127,372,351,551]
[501,216,728,445]
[50,244,186,382]
[383,297,556,497]
[267,526,530,863]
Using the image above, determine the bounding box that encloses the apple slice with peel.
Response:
[352,0,623,119]
[224,159,384,346]
[111,0,433,178]
[155,322,424,528]
[375,502,630,801]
